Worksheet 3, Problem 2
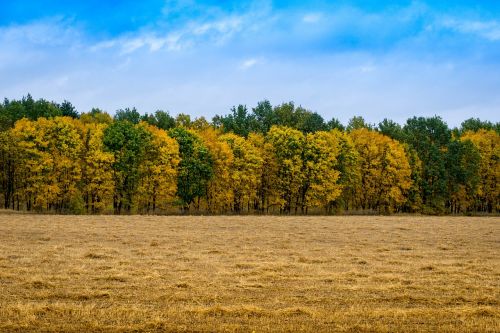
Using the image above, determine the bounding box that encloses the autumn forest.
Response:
[0,95,498,215]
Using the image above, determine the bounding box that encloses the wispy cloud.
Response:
[302,13,322,24]
[0,18,81,47]
[90,15,246,54]
[441,18,500,41]
[240,58,259,69]
[1,1,499,126]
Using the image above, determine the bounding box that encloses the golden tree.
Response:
[197,127,234,213]
[300,131,342,213]
[135,122,180,213]
[220,133,263,212]
[350,128,412,213]
[461,129,499,212]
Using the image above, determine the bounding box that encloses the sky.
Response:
[1,0,499,126]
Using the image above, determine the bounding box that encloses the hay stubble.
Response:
[0,215,498,332]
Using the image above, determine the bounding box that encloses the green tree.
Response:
[326,118,345,131]
[59,100,79,118]
[445,139,480,213]
[141,110,175,130]
[214,105,256,137]
[378,118,404,141]
[251,100,275,134]
[114,107,141,124]
[403,116,451,213]
[168,127,213,212]
[347,116,372,131]
[460,118,499,135]
[103,120,152,213]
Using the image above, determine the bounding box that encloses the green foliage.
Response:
[59,100,79,118]
[326,118,345,131]
[403,116,451,214]
[103,121,153,213]
[347,116,373,131]
[252,100,275,134]
[460,118,499,135]
[114,107,141,124]
[0,94,497,215]
[378,118,404,141]
[0,95,62,130]
[213,105,255,137]
[445,139,481,213]
[141,110,175,130]
[168,127,213,211]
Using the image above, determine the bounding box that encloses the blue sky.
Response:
[1,0,499,126]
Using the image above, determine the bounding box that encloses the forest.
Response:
[0,94,498,215]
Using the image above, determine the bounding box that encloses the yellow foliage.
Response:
[461,129,499,212]
[136,122,180,213]
[220,133,264,212]
[197,127,233,213]
[301,131,342,211]
[80,122,115,213]
[349,128,412,213]
[11,117,82,211]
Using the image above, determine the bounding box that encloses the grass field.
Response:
[0,214,498,332]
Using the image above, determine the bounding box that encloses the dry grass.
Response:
[0,214,498,332]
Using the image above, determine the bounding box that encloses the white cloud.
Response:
[441,18,500,41]
[240,58,258,69]
[358,65,376,73]
[88,15,245,55]
[0,19,80,46]
[1,2,499,127]
[302,13,322,24]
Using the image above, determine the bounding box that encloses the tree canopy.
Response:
[0,94,497,215]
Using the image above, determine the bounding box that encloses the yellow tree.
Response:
[197,127,233,213]
[461,129,499,212]
[301,131,342,213]
[266,126,305,213]
[79,122,115,213]
[220,133,263,213]
[135,122,180,213]
[328,129,361,212]
[247,132,280,213]
[0,130,20,209]
[350,128,412,213]
[11,117,82,212]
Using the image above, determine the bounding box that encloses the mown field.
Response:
[0,214,498,332]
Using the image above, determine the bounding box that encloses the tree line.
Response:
[0,94,498,215]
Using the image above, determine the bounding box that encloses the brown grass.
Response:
[0,214,498,332]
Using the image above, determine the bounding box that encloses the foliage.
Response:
[103,120,153,213]
[403,116,451,213]
[461,130,499,212]
[349,129,412,213]
[168,127,213,211]
[136,123,179,213]
[0,94,497,215]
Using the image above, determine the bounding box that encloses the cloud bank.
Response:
[0,0,499,126]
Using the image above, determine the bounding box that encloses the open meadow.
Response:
[0,214,498,332]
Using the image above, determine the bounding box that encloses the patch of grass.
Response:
[0,214,498,332]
